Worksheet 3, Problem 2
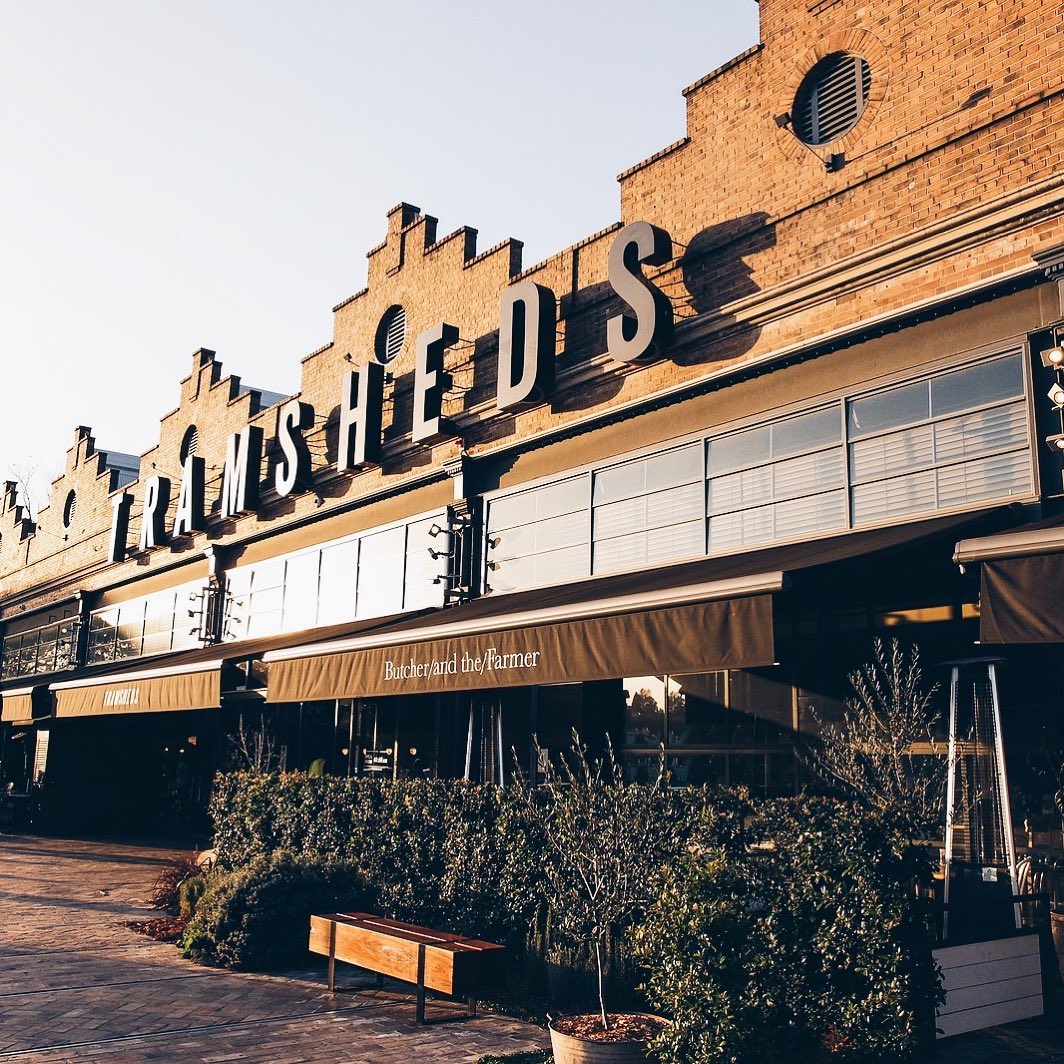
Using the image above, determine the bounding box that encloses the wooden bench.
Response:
[309,912,505,1024]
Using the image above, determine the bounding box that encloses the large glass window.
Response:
[485,475,590,593]
[623,669,798,796]
[2,616,80,680]
[707,406,846,552]
[848,353,1029,525]
[224,511,448,641]
[484,349,1033,593]
[593,444,704,574]
[87,580,205,665]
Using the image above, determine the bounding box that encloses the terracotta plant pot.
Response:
[548,1015,665,1064]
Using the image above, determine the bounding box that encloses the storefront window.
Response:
[224,511,448,641]
[728,668,794,745]
[622,668,798,795]
[624,675,666,746]
[669,672,727,744]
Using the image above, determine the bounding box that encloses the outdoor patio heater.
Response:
[942,658,1021,940]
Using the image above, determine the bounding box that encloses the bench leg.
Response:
[415,943,426,1025]
[328,923,337,994]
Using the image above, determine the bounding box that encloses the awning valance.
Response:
[955,513,1064,644]
[1,687,38,725]
[52,659,223,718]
[267,588,777,702]
[266,508,1002,702]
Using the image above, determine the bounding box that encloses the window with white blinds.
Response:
[848,352,1030,525]
[593,443,704,574]
[224,512,448,641]
[707,407,846,552]
[483,349,1034,593]
[485,475,591,593]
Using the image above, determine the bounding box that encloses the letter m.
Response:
[220,426,264,519]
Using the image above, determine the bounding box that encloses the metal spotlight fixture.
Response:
[1040,345,1064,368]
[1046,433,1064,452]
[1049,383,1064,407]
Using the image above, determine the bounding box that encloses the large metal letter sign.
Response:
[139,475,171,550]
[497,281,557,410]
[337,363,384,472]
[108,492,133,563]
[605,220,674,364]
[275,399,314,497]
[219,426,263,519]
[173,456,206,537]
[413,322,459,443]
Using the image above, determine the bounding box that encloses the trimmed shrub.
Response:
[637,798,942,1063]
[204,773,939,1048]
[181,852,371,970]
[206,772,745,1016]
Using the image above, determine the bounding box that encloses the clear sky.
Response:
[1,1,760,515]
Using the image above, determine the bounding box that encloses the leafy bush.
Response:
[207,770,744,1016]
[181,852,371,970]
[637,798,942,1063]
[206,773,939,1049]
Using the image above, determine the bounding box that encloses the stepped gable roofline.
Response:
[363,201,523,279]
[682,43,763,98]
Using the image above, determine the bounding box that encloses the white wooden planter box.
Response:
[934,933,1043,1038]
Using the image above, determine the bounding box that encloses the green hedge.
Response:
[209,773,742,949]
[206,774,939,1056]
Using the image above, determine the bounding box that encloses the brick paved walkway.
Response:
[3,833,1062,1063]
[0,833,550,1063]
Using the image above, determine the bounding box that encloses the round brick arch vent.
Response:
[375,305,407,364]
[792,52,872,146]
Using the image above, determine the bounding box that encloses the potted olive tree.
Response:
[523,734,672,1063]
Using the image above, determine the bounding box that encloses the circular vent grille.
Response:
[63,490,77,529]
[374,305,407,364]
[180,425,199,463]
[793,52,872,146]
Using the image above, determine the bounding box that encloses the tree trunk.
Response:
[595,938,609,1031]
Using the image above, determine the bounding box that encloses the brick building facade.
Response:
[2,0,1063,850]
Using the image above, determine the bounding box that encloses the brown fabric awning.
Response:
[1,688,36,725]
[981,555,1064,643]
[53,661,223,718]
[955,512,1064,644]
[268,595,775,701]
[957,510,1064,642]
[268,508,1004,702]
